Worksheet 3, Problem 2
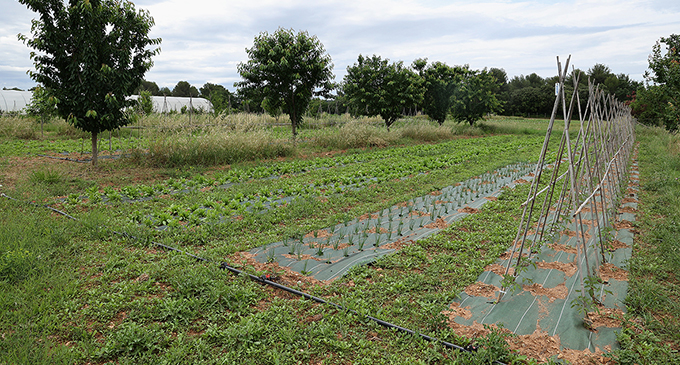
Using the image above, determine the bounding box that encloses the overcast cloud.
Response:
[2,0,679,91]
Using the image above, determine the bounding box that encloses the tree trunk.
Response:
[91,131,98,166]
[290,95,297,143]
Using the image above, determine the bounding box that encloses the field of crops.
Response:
[0,115,677,364]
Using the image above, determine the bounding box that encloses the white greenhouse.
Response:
[128,95,213,113]
[0,90,212,114]
[0,90,34,113]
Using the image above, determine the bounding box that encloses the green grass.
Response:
[607,126,680,364]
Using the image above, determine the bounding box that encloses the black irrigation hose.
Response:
[1,192,79,220]
[1,192,507,365]
[37,153,127,163]
[36,154,91,163]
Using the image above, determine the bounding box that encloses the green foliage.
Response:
[343,54,423,131]
[29,166,63,185]
[199,82,233,115]
[0,121,556,364]
[507,86,552,117]
[138,90,154,115]
[414,59,464,125]
[97,322,165,360]
[135,80,160,96]
[236,28,334,137]
[450,67,503,125]
[630,85,670,127]
[634,34,680,131]
[0,249,35,283]
[23,85,58,118]
[172,81,199,97]
[18,0,161,165]
[501,72,560,118]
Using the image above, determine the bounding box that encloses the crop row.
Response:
[64,135,543,210]
[248,163,537,279]
[132,161,534,235]
[121,142,540,229]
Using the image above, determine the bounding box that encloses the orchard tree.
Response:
[236,28,334,138]
[450,67,503,125]
[413,59,465,125]
[343,54,422,131]
[18,0,160,166]
[24,85,59,137]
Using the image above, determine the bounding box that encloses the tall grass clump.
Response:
[398,122,453,142]
[0,115,36,139]
[314,120,399,149]
[137,112,286,132]
[147,127,294,167]
[301,113,382,130]
[449,122,487,136]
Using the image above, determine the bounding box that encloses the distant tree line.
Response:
[489,64,642,118]
[134,53,646,134]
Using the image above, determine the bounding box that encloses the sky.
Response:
[2,0,679,92]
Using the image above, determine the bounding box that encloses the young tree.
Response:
[236,28,334,138]
[24,85,59,137]
[450,67,503,125]
[18,0,160,166]
[414,59,465,125]
[137,90,154,115]
[343,54,422,131]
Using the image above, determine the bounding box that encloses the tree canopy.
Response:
[236,28,334,137]
[414,59,465,125]
[135,80,160,96]
[18,0,160,165]
[343,54,422,131]
[450,67,503,125]
[172,81,199,97]
[632,34,680,131]
[200,83,233,114]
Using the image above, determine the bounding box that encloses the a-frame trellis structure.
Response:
[499,56,635,303]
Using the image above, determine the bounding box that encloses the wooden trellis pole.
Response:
[498,56,636,303]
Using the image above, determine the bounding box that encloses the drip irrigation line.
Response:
[1,191,507,365]
[36,153,128,163]
[36,154,91,163]
[1,192,79,220]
